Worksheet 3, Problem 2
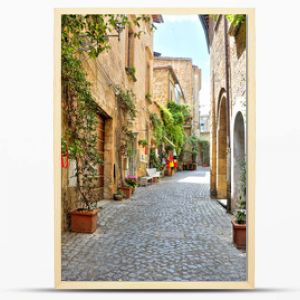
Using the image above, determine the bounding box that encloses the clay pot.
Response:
[231,219,246,250]
[119,186,132,199]
[152,177,159,183]
[70,209,99,233]
[113,194,123,201]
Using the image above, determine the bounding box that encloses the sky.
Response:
[153,15,210,115]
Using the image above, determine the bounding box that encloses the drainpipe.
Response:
[224,16,232,213]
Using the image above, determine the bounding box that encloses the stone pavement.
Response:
[61,168,246,281]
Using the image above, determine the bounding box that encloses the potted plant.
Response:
[231,159,247,249]
[113,189,124,201]
[119,184,133,199]
[138,139,148,147]
[125,176,137,193]
[69,164,101,233]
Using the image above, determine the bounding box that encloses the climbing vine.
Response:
[61,14,153,209]
[114,86,137,119]
[226,14,246,27]
[235,159,247,224]
[149,102,190,155]
[150,112,164,146]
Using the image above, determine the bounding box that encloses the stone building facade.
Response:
[192,66,201,137]
[153,65,185,106]
[200,15,246,212]
[61,15,163,231]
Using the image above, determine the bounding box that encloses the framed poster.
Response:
[54,7,255,289]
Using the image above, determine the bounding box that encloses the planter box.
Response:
[119,186,133,199]
[231,219,246,250]
[70,209,99,233]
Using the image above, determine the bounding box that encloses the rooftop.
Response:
[154,56,192,62]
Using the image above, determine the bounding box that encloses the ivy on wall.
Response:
[149,102,191,156]
[61,14,153,208]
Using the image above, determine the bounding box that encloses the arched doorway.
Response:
[216,97,228,198]
[232,112,245,210]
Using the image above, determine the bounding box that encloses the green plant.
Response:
[116,188,124,196]
[149,148,162,170]
[226,14,246,27]
[165,144,174,152]
[61,14,152,209]
[150,112,164,146]
[235,159,247,224]
[145,93,152,102]
[114,86,137,119]
[138,139,148,147]
[199,139,209,164]
[125,178,137,188]
[125,66,137,82]
[124,129,136,157]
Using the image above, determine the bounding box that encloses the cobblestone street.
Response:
[62,168,246,281]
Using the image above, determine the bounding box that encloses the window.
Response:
[125,28,134,68]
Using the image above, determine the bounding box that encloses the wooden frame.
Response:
[54,7,255,289]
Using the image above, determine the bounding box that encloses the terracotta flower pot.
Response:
[152,177,159,183]
[231,219,246,250]
[70,209,99,233]
[113,194,123,201]
[119,186,132,199]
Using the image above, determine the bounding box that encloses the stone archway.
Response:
[216,97,228,198]
[232,112,245,210]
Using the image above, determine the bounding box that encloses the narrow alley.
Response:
[62,168,246,282]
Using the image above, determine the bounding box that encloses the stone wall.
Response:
[192,66,201,137]
[153,68,171,106]
[208,15,247,211]
[154,57,194,108]
[61,15,157,231]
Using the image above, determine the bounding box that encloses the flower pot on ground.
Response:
[232,159,247,250]
[125,177,137,194]
[152,177,159,183]
[70,208,99,233]
[113,193,123,201]
[119,186,133,198]
[231,219,246,249]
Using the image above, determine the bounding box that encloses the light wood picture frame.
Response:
[54,7,255,289]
